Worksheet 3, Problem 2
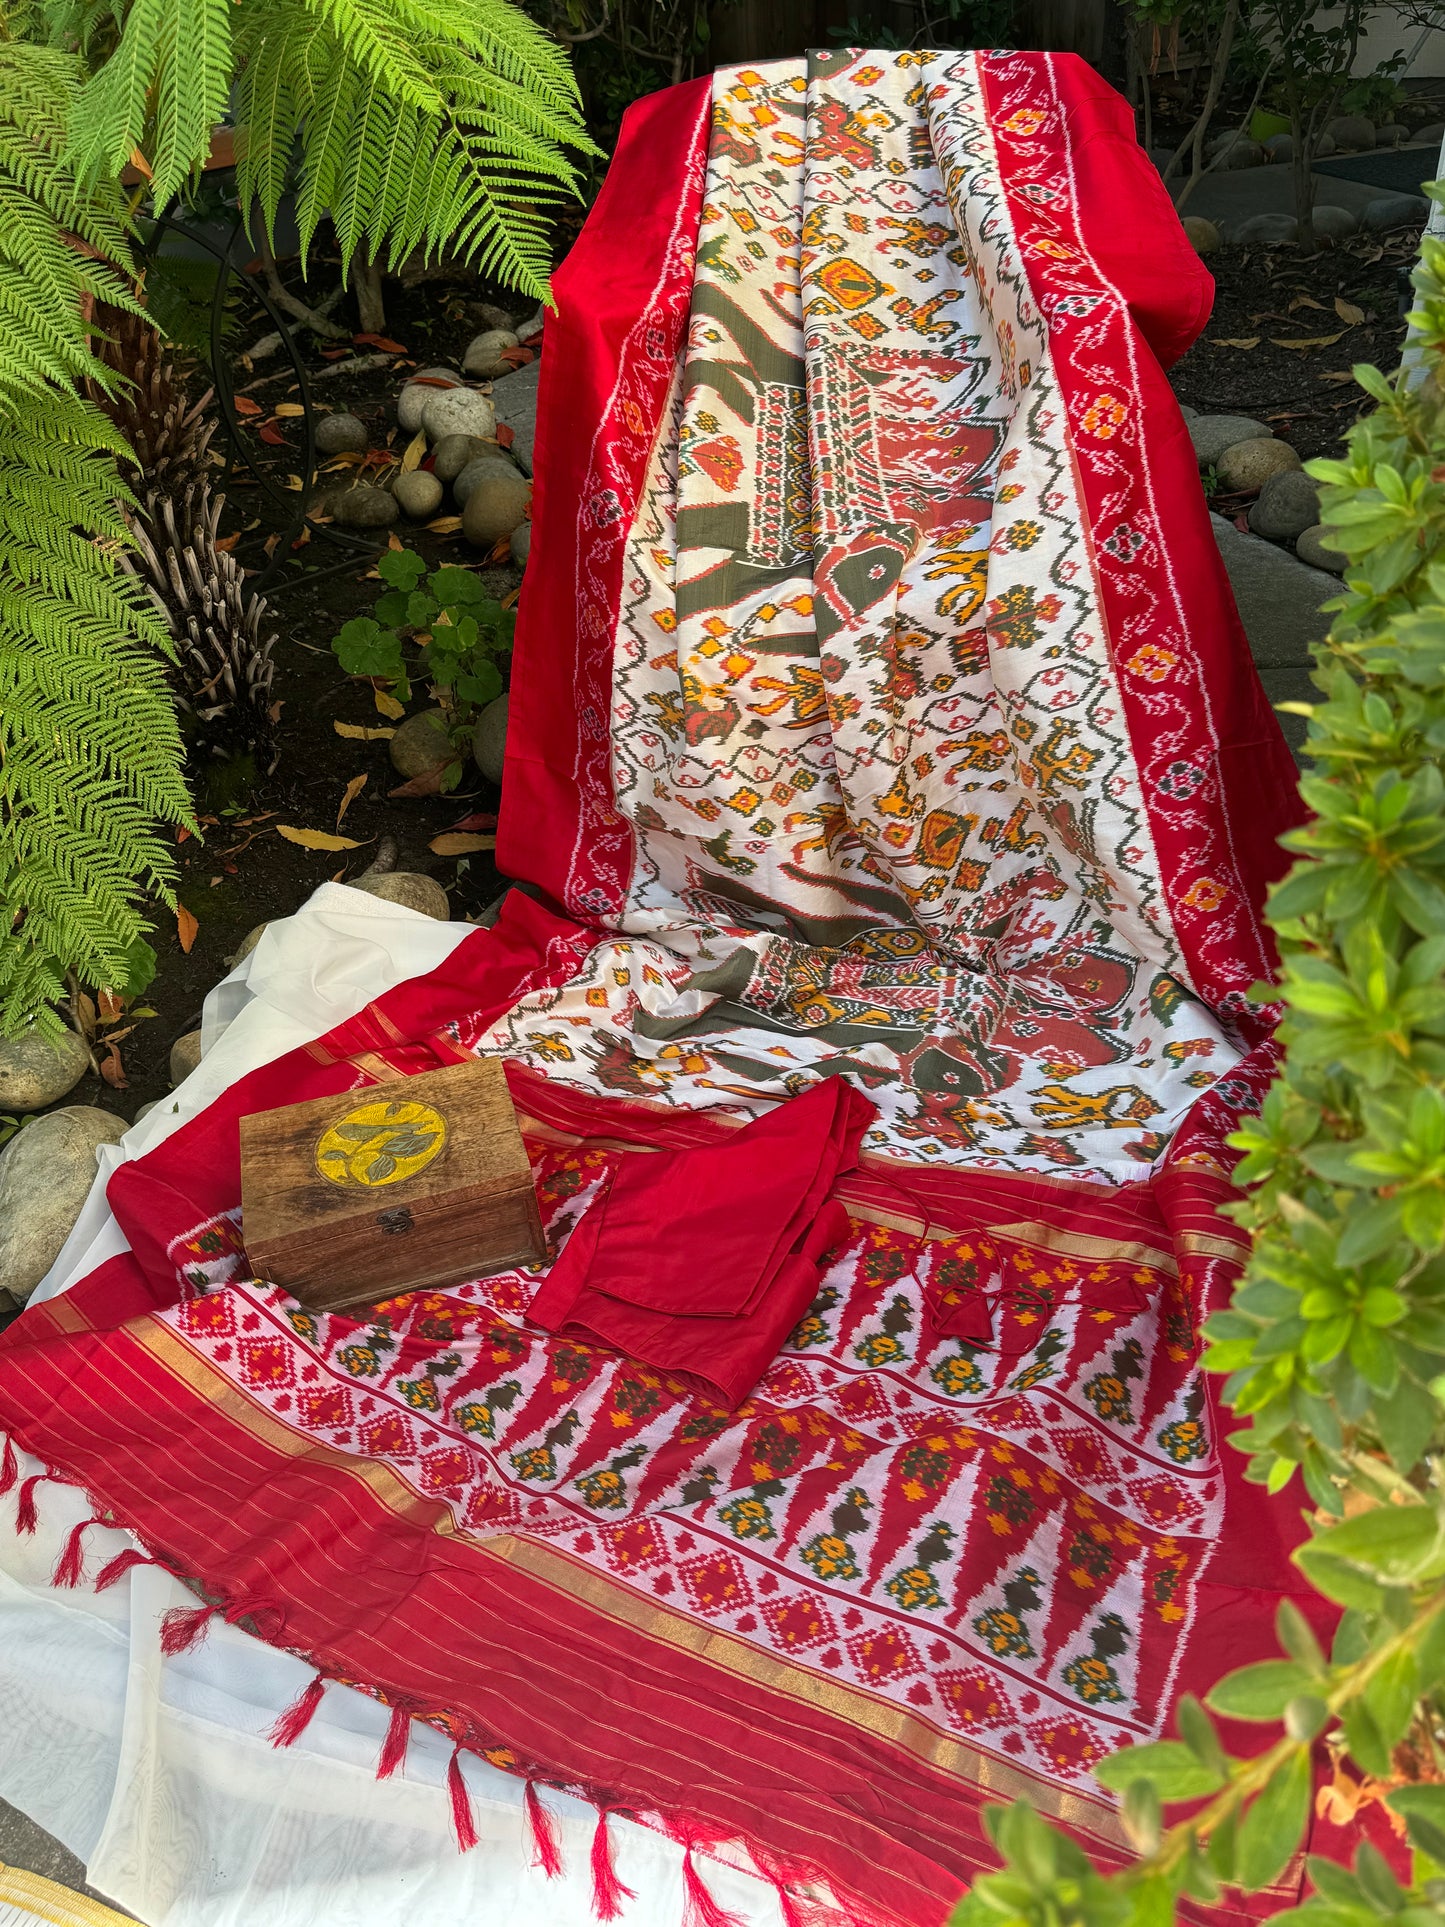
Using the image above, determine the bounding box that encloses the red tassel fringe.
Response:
[51,1515,100,1589]
[524,1779,563,1880]
[95,1547,161,1592]
[15,1472,47,1534]
[159,1602,216,1655]
[377,1702,410,1780]
[0,1435,16,1497]
[590,1807,635,1921]
[681,1845,745,1927]
[448,1746,478,1852]
[269,1673,326,1748]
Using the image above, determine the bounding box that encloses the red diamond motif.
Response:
[761,1592,837,1652]
[846,1624,922,1682]
[679,1551,753,1617]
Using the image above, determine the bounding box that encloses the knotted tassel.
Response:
[159,1601,216,1655]
[681,1844,745,1927]
[269,1673,326,1748]
[589,1806,635,1921]
[376,1702,411,1780]
[0,1434,17,1497]
[447,1746,479,1852]
[15,1471,51,1535]
[524,1779,563,1880]
[95,1547,163,1593]
[51,1515,102,1589]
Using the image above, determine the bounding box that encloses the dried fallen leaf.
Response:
[429,832,496,856]
[1212,336,1260,350]
[282,473,304,491]
[99,1043,127,1090]
[273,401,305,417]
[1334,296,1366,326]
[495,423,516,449]
[444,809,499,834]
[400,429,428,474]
[425,515,464,534]
[1320,369,1357,384]
[334,720,396,740]
[214,531,241,552]
[233,395,263,417]
[1270,331,1346,350]
[97,988,125,1024]
[389,764,450,798]
[354,333,407,353]
[337,772,368,826]
[374,688,406,720]
[276,824,364,851]
[176,903,199,953]
[258,422,289,445]
[387,530,404,551]
[319,347,351,361]
[72,992,96,1042]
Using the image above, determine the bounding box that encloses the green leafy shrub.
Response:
[333,548,514,787]
[950,200,1445,1924]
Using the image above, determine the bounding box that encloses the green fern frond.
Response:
[68,0,232,204]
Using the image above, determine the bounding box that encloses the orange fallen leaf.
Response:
[334,720,395,740]
[99,1043,127,1090]
[337,772,368,826]
[389,764,450,798]
[258,422,289,445]
[176,903,199,954]
[276,825,364,851]
[214,531,241,552]
[355,333,407,353]
[233,395,263,417]
[495,423,516,449]
[97,988,126,1024]
[429,832,496,855]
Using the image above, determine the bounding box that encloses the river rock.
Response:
[1248,469,1321,540]
[0,1106,127,1302]
[388,707,454,780]
[1206,131,1262,168]
[1377,123,1410,147]
[463,329,520,379]
[1216,437,1302,492]
[330,484,398,529]
[1181,216,1220,255]
[1264,132,1292,161]
[1415,121,1445,146]
[1310,203,1359,241]
[393,469,444,519]
[432,434,491,483]
[230,922,268,966]
[463,470,532,548]
[315,411,368,455]
[472,693,508,784]
[1315,133,1338,157]
[1211,513,1336,664]
[509,521,531,568]
[1232,211,1298,246]
[1295,523,1349,573]
[421,387,496,444]
[1189,413,1271,468]
[346,871,449,919]
[452,455,517,509]
[1363,193,1427,232]
[170,1029,203,1086]
[1325,114,1375,150]
[397,368,460,434]
[0,1028,89,1113]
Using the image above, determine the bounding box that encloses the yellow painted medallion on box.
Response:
[315,1099,447,1189]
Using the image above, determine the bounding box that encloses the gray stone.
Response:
[134,1099,162,1123]
[462,328,520,378]
[1415,121,1445,146]
[0,1106,126,1302]
[1211,513,1335,668]
[345,870,449,919]
[388,707,454,780]
[314,411,368,455]
[432,433,491,483]
[470,302,518,333]
[421,386,496,444]
[170,1029,203,1086]
[1295,522,1349,573]
[1377,123,1410,147]
[1263,132,1292,161]
[1248,468,1321,541]
[471,693,508,785]
[463,470,532,548]
[393,469,444,519]
[1309,202,1359,241]
[1363,193,1427,232]
[1325,114,1375,151]
[397,368,460,434]
[1206,131,1263,168]
[230,922,268,966]
[1314,133,1337,157]
[1177,402,1199,420]
[452,455,518,508]
[0,1028,89,1113]
[1216,436,1302,493]
[509,521,531,569]
[1232,211,1298,246]
[1181,215,1220,255]
[491,356,540,471]
[1189,413,1272,467]
[516,306,545,344]
[330,484,399,529]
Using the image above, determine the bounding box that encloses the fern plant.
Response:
[0,0,589,1036]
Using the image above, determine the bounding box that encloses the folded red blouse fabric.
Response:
[528,1077,876,1405]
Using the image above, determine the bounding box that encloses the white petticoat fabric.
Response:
[0,888,786,1927]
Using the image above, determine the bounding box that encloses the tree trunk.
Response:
[1163,0,1239,202]
[354,256,386,335]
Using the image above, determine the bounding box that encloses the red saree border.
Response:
[976,51,1303,1032]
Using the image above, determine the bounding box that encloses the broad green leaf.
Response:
[1235,1747,1311,1891]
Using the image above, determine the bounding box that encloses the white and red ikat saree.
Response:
[0,46,1331,1927]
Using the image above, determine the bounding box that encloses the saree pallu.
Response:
[0,48,1321,1927]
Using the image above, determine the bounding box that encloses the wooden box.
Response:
[239,1057,544,1315]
